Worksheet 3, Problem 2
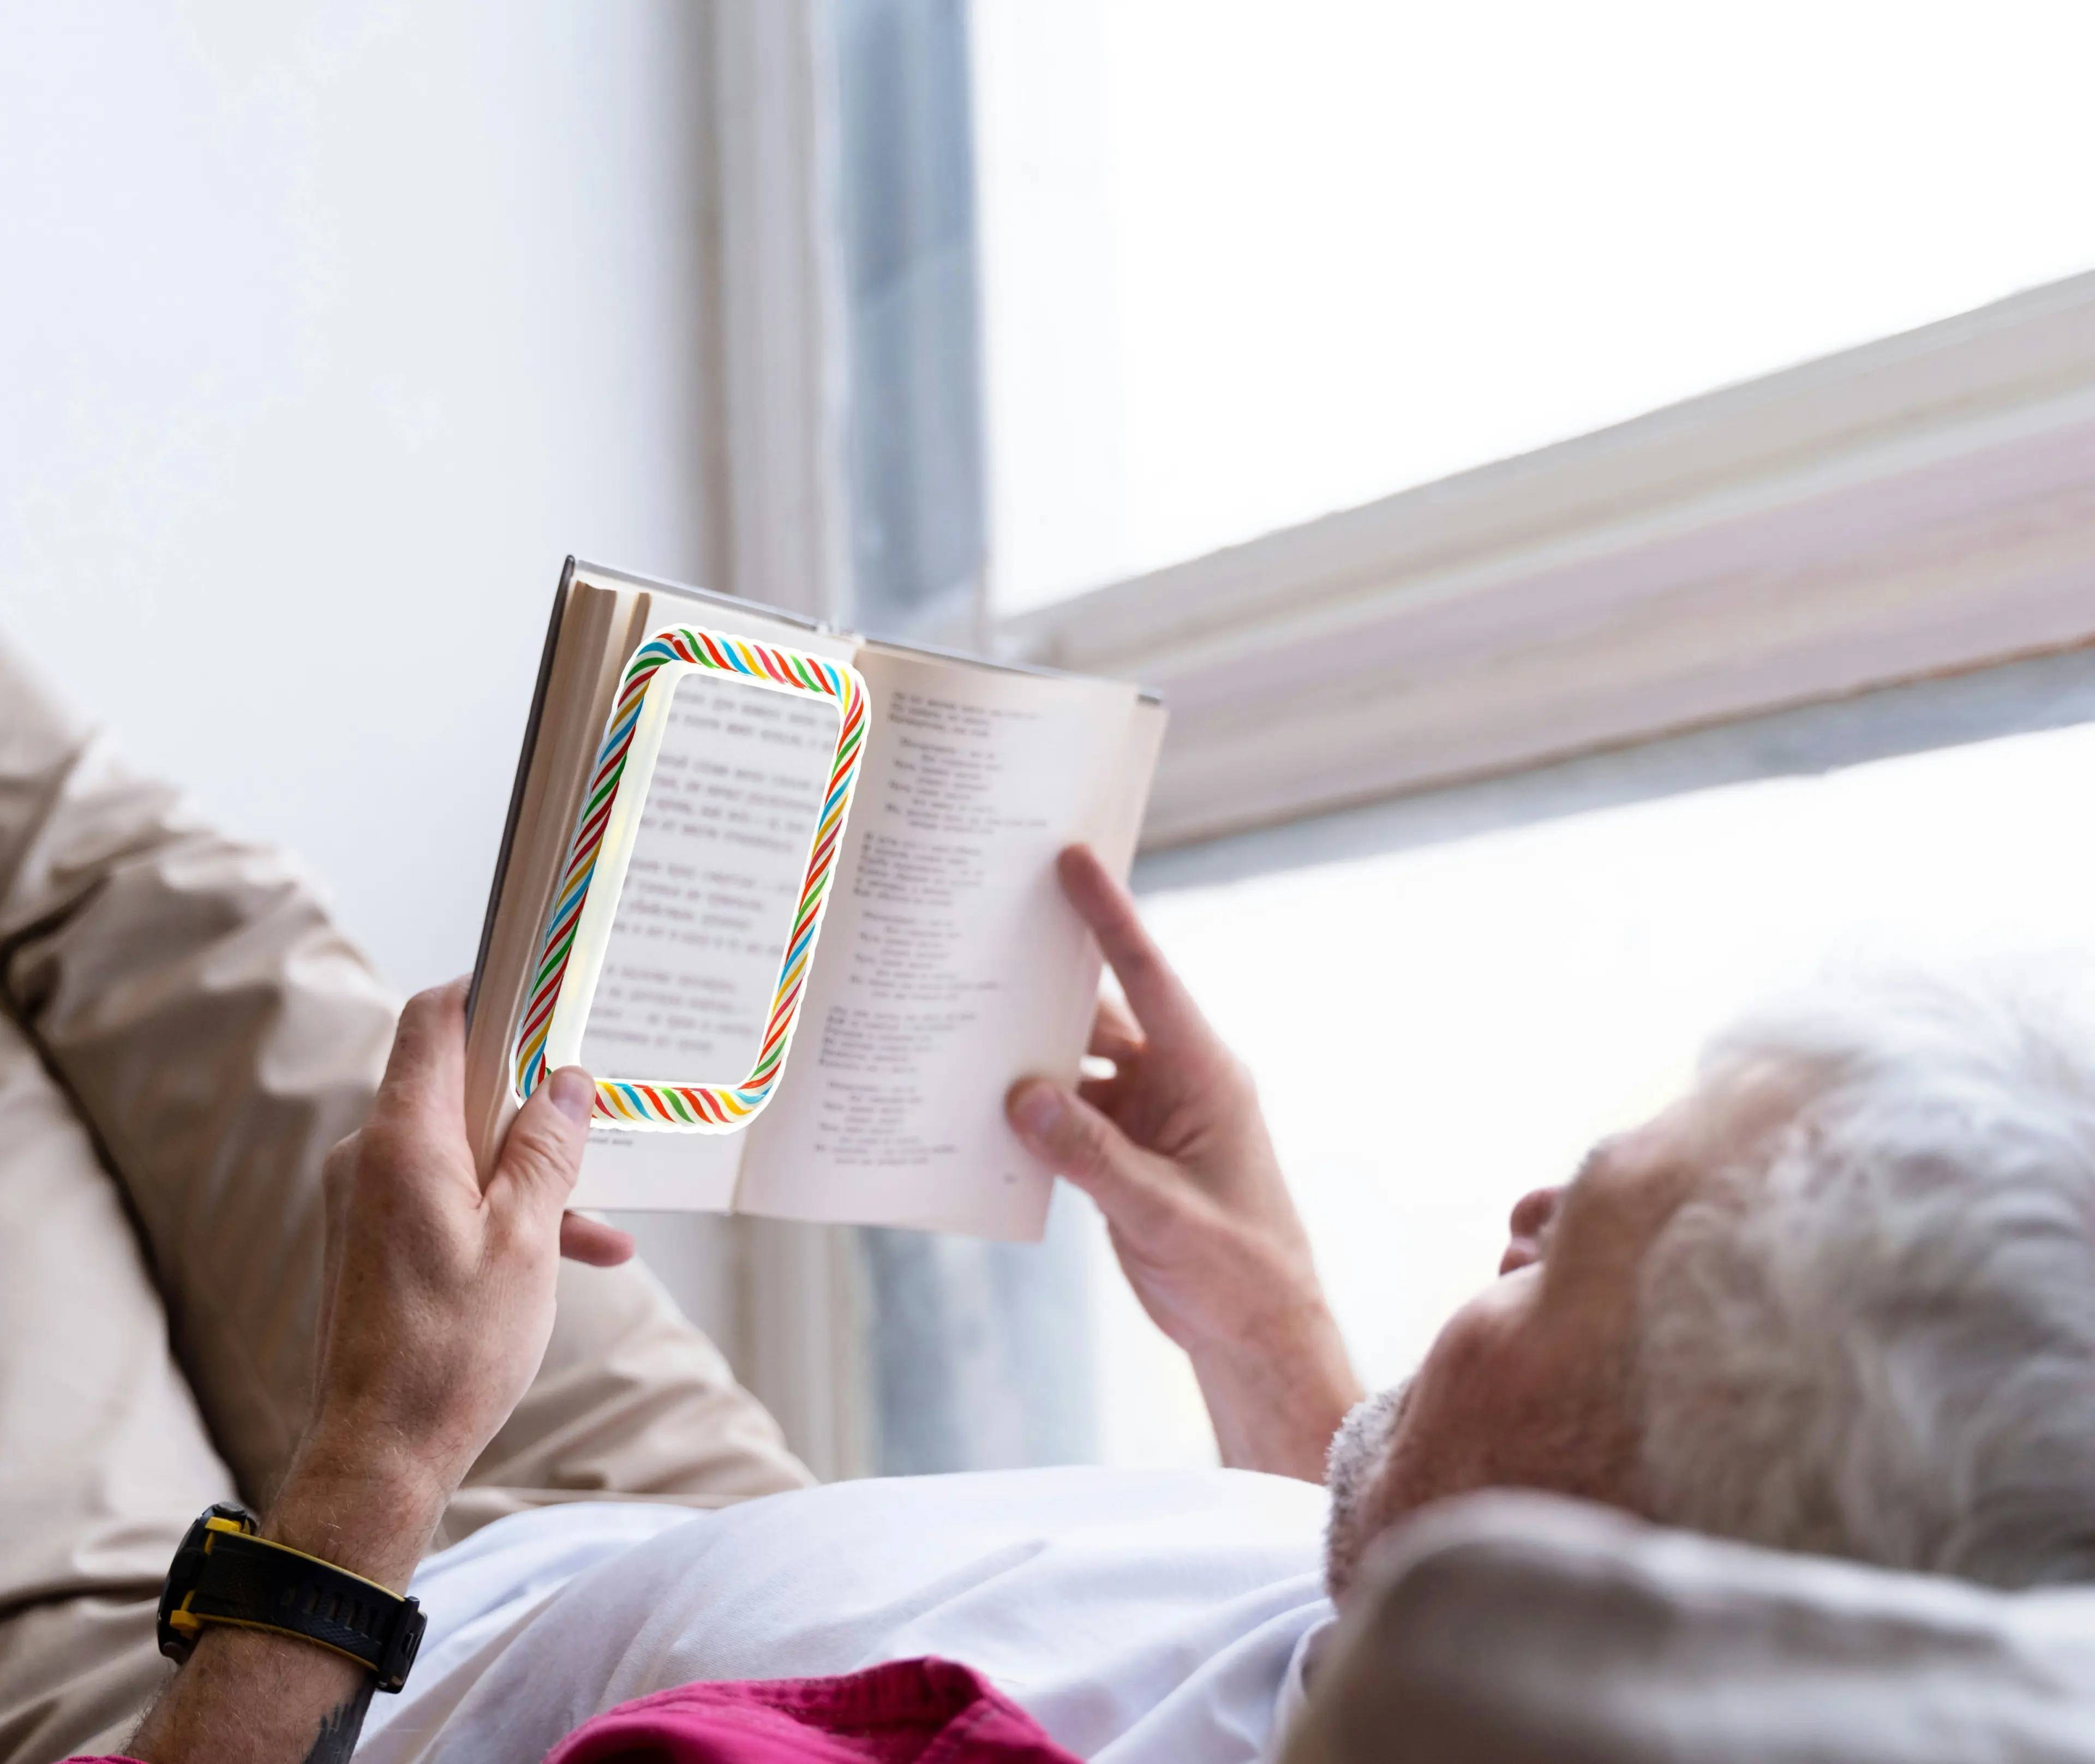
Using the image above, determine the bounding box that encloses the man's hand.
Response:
[1006,846,1362,1482]
[129,980,616,1763]
[295,979,625,1541]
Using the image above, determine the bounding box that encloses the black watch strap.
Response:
[158,1504,427,1693]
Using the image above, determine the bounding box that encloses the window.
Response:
[704,0,2095,1481]
[972,0,2095,613]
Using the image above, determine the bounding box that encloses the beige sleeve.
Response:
[0,632,810,1523]
[0,636,393,1509]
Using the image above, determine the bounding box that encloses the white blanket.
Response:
[357,1466,1332,1764]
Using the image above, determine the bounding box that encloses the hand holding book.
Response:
[1005,846,1362,1481]
[465,560,1165,1240]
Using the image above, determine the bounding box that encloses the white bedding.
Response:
[1292,1490,2095,1763]
[356,1465,1333,1764]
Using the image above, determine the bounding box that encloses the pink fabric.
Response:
[63,1657,1076,1764]
[544,1658,1080,1764]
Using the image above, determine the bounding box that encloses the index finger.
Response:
[1057,844,1214,1055]
[373,976,470,1128]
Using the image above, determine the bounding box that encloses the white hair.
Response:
[1636,961,2095,1588]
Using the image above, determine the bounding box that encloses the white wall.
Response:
[0,1,719,993]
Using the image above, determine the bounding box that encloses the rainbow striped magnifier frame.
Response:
[512,624,867,1131]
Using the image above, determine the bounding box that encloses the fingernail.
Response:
[1010,1081,1063,1141]
[548,1067,595,1125]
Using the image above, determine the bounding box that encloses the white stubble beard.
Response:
[1322,1377,1411,1599]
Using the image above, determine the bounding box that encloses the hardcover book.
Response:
[464,558,1164,1241]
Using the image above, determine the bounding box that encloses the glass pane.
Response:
[973,0,2095,614]
[827,0,1095,1478]
[834,0,986,635]
[1086,718,2095,1467]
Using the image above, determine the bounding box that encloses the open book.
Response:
[464,559,1165,1241]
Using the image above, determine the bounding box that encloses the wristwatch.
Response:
[157,1503,427,1693]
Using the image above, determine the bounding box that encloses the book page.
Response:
[738,653,1142,1239]
[572,596,859,1211]
[577,671,837,1084]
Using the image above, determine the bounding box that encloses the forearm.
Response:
[127,1625,378,1764]
[1193,1300,1364,1483]
[126,1442,446,1764]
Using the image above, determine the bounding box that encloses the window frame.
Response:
[709,6,2095,865]
[993,272,2095,852]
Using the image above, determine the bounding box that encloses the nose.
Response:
[1500,1185,1563,1275]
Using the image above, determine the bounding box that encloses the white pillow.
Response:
[1287,1490,2095,1763]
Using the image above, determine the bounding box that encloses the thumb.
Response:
[490,1066,594,1224]
[1007,1078,1175,1237]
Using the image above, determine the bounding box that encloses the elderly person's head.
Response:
[1326,965,2095,1598]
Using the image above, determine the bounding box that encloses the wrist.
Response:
[1189,1297,1362,1483]
[1183,1254,1352,1396]
[267,1421,455,1591]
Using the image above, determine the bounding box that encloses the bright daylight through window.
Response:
[1088,715,2095,1467]
[971,0,2095,612]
